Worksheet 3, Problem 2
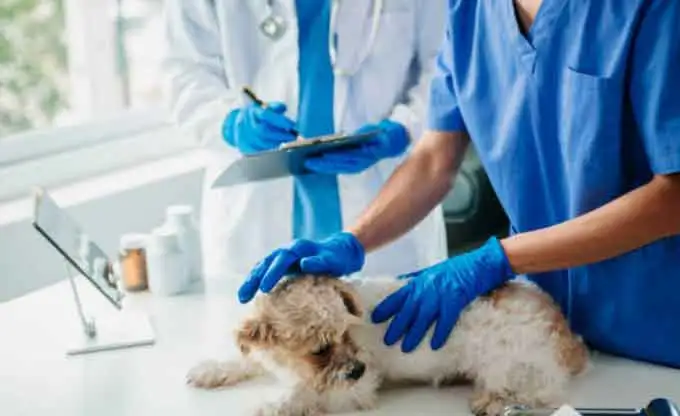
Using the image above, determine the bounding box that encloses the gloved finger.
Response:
[354,123,381,135]
[371,285,410,324]
[245,107,292,140]
[238,253,277,303]
[431,297,465,350]
[259,250,299,293]
[266,101,287,114]
[383,291,420,346]
[256,127,296,146]
[250,113,296,144]
[256,107,296,133]
[303,156,355,173]
[317,148,371,163]
[235,136,269,155]
[304,153,375,174]
[354,125,386,151]
[362,140,384,156]
[397,269,423,280]
[243,110,278,145]
[287,239,322,257]
[400,298,439,353]
[299,253,336,274]
[260,240,322,289]
[304,158,367,175]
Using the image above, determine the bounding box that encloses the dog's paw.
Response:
[469,390,513,416]
[255,402,321,416]
[186,360,226,388]
[355,399,376,411]
[186,359,246,389]
[254,403,280,416]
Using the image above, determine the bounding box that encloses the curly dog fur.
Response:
[187,275,588,415]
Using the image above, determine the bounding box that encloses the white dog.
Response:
[187,275,588,415]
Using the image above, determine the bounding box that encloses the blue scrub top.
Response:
[429,0,680,368]
[292,0,343,240]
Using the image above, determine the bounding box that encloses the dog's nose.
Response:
[346,361,366,380]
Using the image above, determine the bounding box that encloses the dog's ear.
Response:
[337,287,364,324]
[236,317,276,354]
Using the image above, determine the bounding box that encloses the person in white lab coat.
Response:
[162,0,448,283]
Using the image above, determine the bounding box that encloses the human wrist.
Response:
[472,236,515,291]
[338,231,365,255]
[344,227,372,254]
[331,232,366,273]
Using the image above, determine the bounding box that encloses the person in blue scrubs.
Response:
[239,0,680,368]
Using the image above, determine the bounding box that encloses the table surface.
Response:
[1,277,679,416]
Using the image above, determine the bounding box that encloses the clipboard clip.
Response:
[278,129,381,151]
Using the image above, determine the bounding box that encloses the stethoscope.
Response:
[261,0,384,76]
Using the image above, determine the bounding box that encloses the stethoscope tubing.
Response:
[262,0,384,77]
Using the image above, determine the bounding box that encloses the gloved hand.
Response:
[222,101,297,154]
[304,119,410,174]
[371,237,514,353]
[238,232,366,303]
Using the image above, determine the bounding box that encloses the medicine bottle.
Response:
[118,234,149,292]
[146,227,190,296]
[164,205,202,282]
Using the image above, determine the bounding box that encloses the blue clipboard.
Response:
[211,129,380,188]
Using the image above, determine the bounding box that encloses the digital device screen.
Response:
[32,188,122,309]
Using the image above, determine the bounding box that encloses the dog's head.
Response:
[236,275,368,390]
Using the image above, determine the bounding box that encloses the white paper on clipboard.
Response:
[211,129,381,188]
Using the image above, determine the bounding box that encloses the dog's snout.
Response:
[346,361,366,380]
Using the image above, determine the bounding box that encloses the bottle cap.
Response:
[166,205,195,229]
[166,205,193,217]
[148,227,180,252]
[119,233,148,251]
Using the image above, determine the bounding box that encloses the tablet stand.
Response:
[64,261,155,356]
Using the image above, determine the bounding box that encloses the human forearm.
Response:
[348,131,469,252]
[502,173,680,274]
[239,133,469,303]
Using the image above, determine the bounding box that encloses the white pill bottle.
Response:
[146,227,190,296]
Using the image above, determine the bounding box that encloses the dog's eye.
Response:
[311,343,331,356]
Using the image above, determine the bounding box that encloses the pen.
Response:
[242,86,300,137]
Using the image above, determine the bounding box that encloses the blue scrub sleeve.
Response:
[427,20,467,133]
[629,0,680,174]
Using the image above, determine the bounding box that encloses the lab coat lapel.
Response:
[331,0,371,131]
[332,0,371,72]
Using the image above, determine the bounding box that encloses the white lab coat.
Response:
[162,0,448,281]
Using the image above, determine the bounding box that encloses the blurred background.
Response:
[1,0,164,137]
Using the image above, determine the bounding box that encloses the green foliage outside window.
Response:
[0,0,68,138]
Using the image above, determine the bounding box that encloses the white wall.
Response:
[0,170,204,302]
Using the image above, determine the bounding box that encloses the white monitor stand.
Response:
[64,261,155,356]
[32,187,156,356]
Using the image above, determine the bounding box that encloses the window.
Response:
[1,0,168,137]
[0,0,196,202]
[1,0,70,137]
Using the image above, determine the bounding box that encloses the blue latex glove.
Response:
[371,237,514,353]
[304,119,410,174]
[238,232,365,303]
[222,101,297,154]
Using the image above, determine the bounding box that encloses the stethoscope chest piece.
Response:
[260,13,286,40]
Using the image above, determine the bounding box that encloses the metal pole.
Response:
[64,261,97,338]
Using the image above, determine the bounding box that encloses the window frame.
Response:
[0,106,199,203]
